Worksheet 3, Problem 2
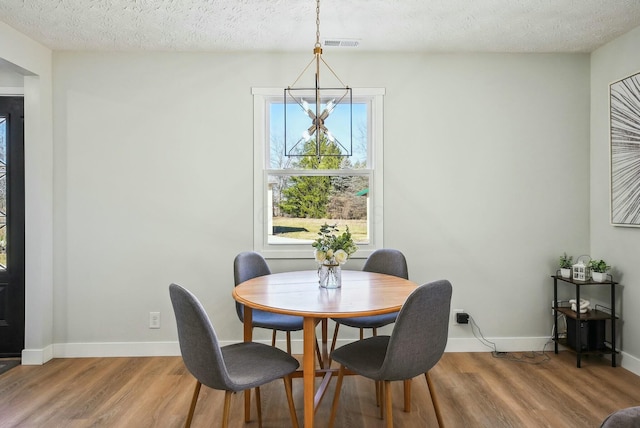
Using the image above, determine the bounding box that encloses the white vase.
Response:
[592,272,607,282]
[560,268,571,278]
[319,264,342,288]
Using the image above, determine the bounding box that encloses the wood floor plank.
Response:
[0,351,638,427]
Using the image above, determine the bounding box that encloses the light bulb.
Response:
[326,131,335,142]
[326,99,335,113]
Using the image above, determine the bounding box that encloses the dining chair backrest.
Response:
[362,248,409,280]
[378,279,452,381]
[169,283,233,391]
[234,251,272,285]
[233,251,271,322]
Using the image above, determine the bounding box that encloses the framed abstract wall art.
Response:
[610,70,640,227]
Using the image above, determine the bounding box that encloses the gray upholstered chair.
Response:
[601,407,640,427]
[234,251,304,354]
[169,283,299,428]
[329,249,409,407]
[329,279,452,428]
[330,249,409,352]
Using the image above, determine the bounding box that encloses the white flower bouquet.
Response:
[312,223,357,266]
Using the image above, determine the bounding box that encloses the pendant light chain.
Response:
[315,0,321,48]
[283,0,353,158]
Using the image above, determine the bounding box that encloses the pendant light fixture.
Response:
[284,0,353,159]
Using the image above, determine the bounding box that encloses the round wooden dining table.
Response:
[233,269,418,428]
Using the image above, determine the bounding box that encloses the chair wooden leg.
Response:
[255,387,262,428]
[425,372,444,428]
[360,327,364,340]
[244,389,251,422]
[315,337,323,367]
[379,381,385,419]
[384,380,393,428]
[271,330,277,347]
[331,323,340,353]
[329,365,346,428]
[403,379,411,412]
[222,390,232,428]
[373,322,379,413]
[286,331,292,354]
[283,375,299,428]
[321,318,329,367]
[185,380,201,428]
[243,322,254,422]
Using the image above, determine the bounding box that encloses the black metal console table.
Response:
[552,273,619,368]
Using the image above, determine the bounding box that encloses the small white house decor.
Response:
[572,255,591,281]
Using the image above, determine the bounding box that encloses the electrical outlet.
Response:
[453,309,467,325]
[149,312,160,329]
[456,312,469,324]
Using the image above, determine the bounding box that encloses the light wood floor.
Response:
[1,351,638,427]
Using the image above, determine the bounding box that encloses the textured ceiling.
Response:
[0,0,639,53]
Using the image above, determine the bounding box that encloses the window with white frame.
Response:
[252,88,384,259]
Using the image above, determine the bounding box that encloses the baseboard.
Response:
[620,350,640,375]
[22,345,54,365]
[52,341,182,358]
[19,337,640,378]
[41,336,552,359]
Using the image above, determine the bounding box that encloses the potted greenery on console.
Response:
[559,253,573,278]
[589,259,611,282]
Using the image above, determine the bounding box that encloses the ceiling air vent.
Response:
[323,39,360,48]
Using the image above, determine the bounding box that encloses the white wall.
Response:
[0,62,25,87]
[590,25,640,373]
[51,51,592,356]
[0,22,54,364]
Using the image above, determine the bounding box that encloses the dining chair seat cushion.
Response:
[220,342,300,391]
[251,309,304,331]
[331,336,394,380]
[332,312,398,329]
[331,335,391,380]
